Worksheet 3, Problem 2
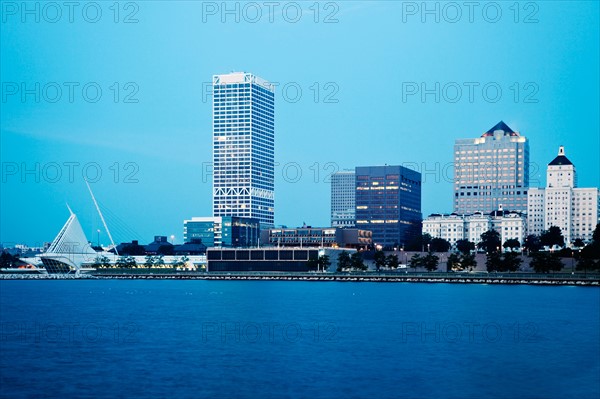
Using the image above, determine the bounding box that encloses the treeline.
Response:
[357,223,600,273]
[92,255,192,269]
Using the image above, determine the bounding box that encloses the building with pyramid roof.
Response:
[454,121,530,215]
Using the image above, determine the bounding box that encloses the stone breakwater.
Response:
[1,272,599,286]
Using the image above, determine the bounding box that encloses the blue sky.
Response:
[1,1,599,246]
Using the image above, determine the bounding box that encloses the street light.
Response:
[170,235,175,244]
[97,229,101,248]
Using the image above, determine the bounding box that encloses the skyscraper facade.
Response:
[213,72,275,227]
[454,121,529,214]
[331,170,356,228]
[355,165,422,247]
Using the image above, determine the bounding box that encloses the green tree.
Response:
[577,230,600,272]
[540,226,565,248]
[530,252,564,273]
[350,252,367,271]
[422,233,432,250]
[180,255,190,268]
[478,230,502,254]
[501,252,522,272]
[430,237,451,253]
[317,255,331,272]
[155,255,165,268]
[144,255,156,268]
[116,256,129,268]
[98,255,111,268]
[503,239,521,251]
[423,253,439,272]
[455,239,475,255]
[572,238,585,248]
[91,255,104,268]
[409,254,422,271]
[576,257,599,272]
[125,256,137,268]
[307,258,319,271]
[373,250,386,271]
[386,254,400,270]
[337,252,351,272]
[524,234,542,254]
[547,253,564,272]
[486,251,501,272]
[171,256,188,268]
[461,253,477,271]
[446,253,462,271]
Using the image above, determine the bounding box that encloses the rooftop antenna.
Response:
[85,179,118,256]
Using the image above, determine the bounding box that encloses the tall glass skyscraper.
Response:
[355,165,422,247]
[213,72,275,227]
[454,121,529,214]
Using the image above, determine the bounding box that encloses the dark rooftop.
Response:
[548,146,573,166]
[549,156,573,166]
[482,121,519,137]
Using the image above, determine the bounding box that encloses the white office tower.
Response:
[212,72,275,227]
[527,146,600,244]
[331,171,356,227]
[454,121,529,214]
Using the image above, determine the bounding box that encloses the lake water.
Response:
[1,280,598,398]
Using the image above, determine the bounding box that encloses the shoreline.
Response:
[1,272,599,286]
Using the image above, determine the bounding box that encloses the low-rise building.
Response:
[490,208,526,245]
[423,207,527,246]
[145,236,173,254]
[421,214,466,244]
[116,236,207,255]
[260,227,372,249]
[465,212,489,244]
[183,216,260,248]
[207,247,356,272]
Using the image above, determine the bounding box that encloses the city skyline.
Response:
[2,2,599,245]
[2,3,599,399]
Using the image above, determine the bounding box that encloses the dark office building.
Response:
[355,165,422,247]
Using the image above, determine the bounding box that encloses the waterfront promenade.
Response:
[1,270,599,286]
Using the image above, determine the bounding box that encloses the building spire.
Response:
[548,146,572,166]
